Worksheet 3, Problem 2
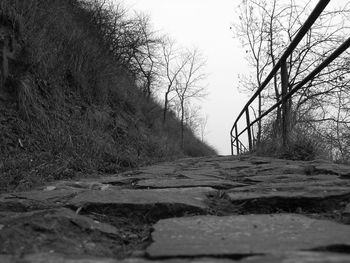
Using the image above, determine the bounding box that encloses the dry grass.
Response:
[0,0,216,193]
[255,118,329,161]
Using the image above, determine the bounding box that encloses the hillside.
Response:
[0,0,216,193]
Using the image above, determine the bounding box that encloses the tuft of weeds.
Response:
[255,118,329,161]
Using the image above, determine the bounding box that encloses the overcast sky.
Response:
[126,0,348,155]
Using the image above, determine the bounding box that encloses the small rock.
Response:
[100,184,110,191]
[75,207,83,214]
[44,186,56,191]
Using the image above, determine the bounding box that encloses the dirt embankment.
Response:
[0,0,216,194]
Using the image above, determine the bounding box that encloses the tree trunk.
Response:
[181,102,185,148]
[258,93,262,144]
[163,89,170,122]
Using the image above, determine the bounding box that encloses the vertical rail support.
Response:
[229,0,332,155]
[231,136,234,156]
[235,126,240,155]
[281,60,289,147]
[257,94,262,146]
[245,108,253,151]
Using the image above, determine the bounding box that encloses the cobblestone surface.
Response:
[0,155,350,262]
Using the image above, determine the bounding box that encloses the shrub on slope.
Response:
[0,0,216,192]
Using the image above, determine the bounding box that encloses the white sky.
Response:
[126,0,348,155]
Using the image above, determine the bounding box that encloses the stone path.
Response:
[1,155,350,262]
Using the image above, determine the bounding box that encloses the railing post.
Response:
[281,60,289,147]
[257,94,262,145]
[231,136,234,155]
[245,108,253,151]
[235,126,240,155]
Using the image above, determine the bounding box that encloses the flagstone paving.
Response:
[147,214,350,257]
[0,155,349,262]
[69,187,215,210]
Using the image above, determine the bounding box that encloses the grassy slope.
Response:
[0,0,216,193]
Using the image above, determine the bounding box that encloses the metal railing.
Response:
[230,0,350,155]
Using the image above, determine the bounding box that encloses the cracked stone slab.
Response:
[8,189,82,202]
[219,158,350,178]
[136,178,246,189]
[246,173,342,183]
[0,208,119,235]
[0,208,123,256]
[0,253,120,263]
[310,161,350,177]
[178,169,223,179]
[227,185,350,200]
[0,253,237,263]
[69,187,215,210]
[96,173,163,184]
[0,189,82,212]
[39,181,113,191]
[147,214,350,257]
[137,164,178,175]
[2,252,350,263]
[0,195,53,212]
[39,173,155,191]
[242,252,350,263]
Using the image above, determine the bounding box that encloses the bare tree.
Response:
[82,1,163,100]
[183,107,209,143]
[233,0,350,159]
[175,48,207,146]
[130,14,162,99]
[233,0,285,142]
[199,114,209,142]
[160,37,190,122]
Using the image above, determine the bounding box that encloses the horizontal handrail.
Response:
[230,0,330,137]
[230,0,350,155]
[235,37,350,140]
